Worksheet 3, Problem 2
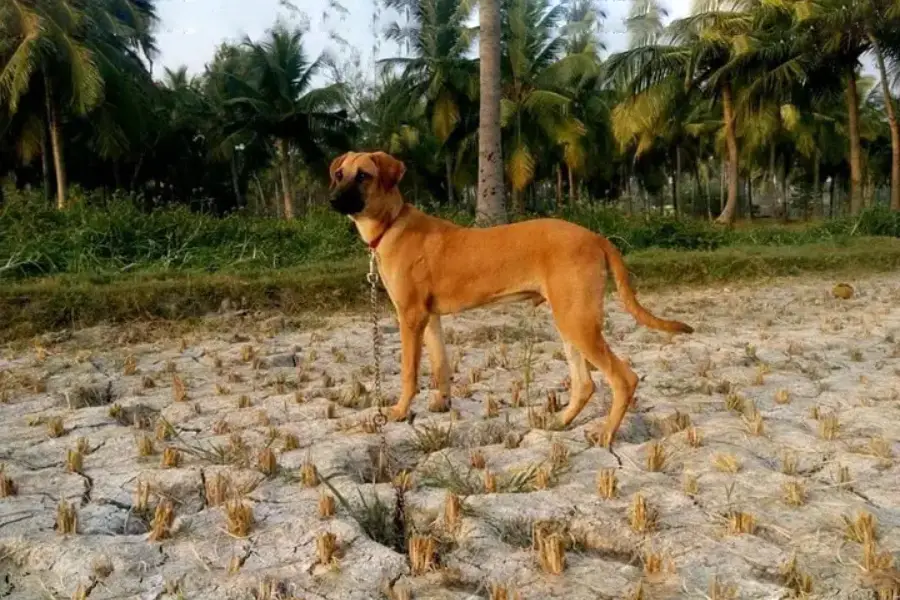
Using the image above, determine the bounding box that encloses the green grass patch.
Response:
[4,189,900,282]
[3,237,898,342]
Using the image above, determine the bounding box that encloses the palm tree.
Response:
[800,0,874,215]
[0,0,158,209]
[232,25,352,219]
[500,0,591,213]
[383,0,478,205]
[477,0,508,224]
[859,0,900,210]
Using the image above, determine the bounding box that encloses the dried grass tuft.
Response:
[257,447,277,477]
[204,473,229,507]
[469,449,486,470]
[56,500,77,535]
[47,416,65,438]
[713,453,741,473]
[645,440,666,472]
[629,494,657,533]
[483,470,497,494]
[0,465,17,497]
[484,394,500,418]
[66,449,83,474]
[780,554,813,596]
[488,583,522,600]
[318,492,336,518]
[726,511,756,535]
[533,526,566,575]
[136,435,155,457]
[224,499,254,537]
[774,389,790,404]
[316,531,338,565]
[683,473,699,497]
[844,511,877,544]
[300,461,319,488]
[408,535,437,575]
[282,432,300,452]
[161,447,181,468]
[444,492,461,532]
[148,499,175,541]
[819,413,840,440]
[172,375,187,402]
[686,426,702,447]
[597,469,617,499]
[782,480,807,507]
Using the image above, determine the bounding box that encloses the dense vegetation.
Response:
[3,0,900,225]
[4,0,900,339]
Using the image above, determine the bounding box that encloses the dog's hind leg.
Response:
[424,314,451,400]
[558,339,595,427]
[548,278,638,446]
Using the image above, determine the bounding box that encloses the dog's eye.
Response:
[356,171,370,183]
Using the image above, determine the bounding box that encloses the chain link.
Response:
[368,249,388,436]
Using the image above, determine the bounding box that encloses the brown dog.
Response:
[328,150,693,446]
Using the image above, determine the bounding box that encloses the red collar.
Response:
[367,205,406,250]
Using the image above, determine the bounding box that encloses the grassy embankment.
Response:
[3,194,900,341]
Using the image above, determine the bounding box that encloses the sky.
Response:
[154,0,694,79]
[154,0,874,83]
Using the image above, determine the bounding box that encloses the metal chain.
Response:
[368,249,388,435]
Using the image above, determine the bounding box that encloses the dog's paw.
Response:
[388,406,410,423]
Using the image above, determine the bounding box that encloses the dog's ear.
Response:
[329,152,350,186]
[369,151,406,190]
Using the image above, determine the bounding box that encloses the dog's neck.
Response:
[353,201,406,250]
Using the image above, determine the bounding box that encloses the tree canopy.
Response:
[3,0,900,222]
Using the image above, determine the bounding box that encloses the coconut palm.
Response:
[383,0,478,205]
[0,0,158,208]
[500,0,593,213]
[229,25,352,218]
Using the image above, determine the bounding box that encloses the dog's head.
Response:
[328,151,406,217]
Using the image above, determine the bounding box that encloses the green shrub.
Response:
[2,189,897,283]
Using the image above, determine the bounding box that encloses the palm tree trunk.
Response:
[445,154,454,205]
[781,159,790,223]
[716,82,739,224]
[673,146,681,218]
[568,165,575,206]
[719,157,725,219]
[277,138,294,219]
[40,129,51,203]
[556,164,563,210]
[829,175,836,218]
[230,153,243,209]
[811,149,821,219]
[45,76,66,210]
[846,68,864,216]
[746,177,753,220]
[476,0,506,225]
[767,144,776,211]
[868,32,900,211]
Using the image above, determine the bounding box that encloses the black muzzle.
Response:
[329,184,365,215]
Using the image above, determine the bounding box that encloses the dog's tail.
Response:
[598,236,694,334]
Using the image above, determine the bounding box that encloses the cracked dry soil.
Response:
[1,273,899,599]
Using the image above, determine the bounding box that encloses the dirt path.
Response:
[1,273,899,599]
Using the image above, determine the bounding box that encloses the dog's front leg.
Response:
[389,308,428,422]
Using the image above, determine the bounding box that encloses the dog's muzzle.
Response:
[329,185,365,215]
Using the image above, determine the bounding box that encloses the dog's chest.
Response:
[377,254,430,302]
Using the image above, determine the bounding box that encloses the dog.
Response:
[328,150,693,446]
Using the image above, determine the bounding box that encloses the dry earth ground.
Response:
[1,273,899,599]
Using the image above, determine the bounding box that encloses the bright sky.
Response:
[154,0,694,79]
